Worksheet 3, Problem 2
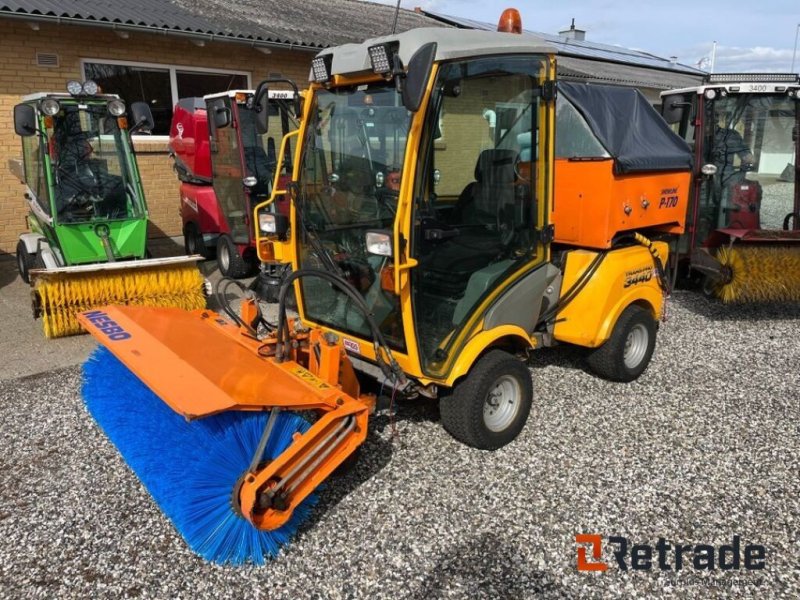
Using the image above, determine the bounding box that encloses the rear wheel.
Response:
[439,350,533,450]
[216,235,254,279]
[184,222,212,259]
[16,240,34,284]
[587,304,656,382]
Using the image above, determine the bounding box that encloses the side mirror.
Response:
[402,42,437,112]
[661,93,689,125]
[252,78,302,134]
[130,102,155,134]
[255,91,269,135]
[206,99,231,129]
[14,104,37,137]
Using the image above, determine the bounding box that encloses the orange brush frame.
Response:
[78,305,375,531]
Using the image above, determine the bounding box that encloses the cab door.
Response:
[408,56,552,377]
[207,96,249,243]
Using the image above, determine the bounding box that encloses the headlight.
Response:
[701,163,718,176]
[40,98,60,116]
[258,212,289,236]
[366,230,393,257]
[66,80,83,96]
[107,99,126,117]
[704,89,717,100]
[259,213,277,233]
[82,80,99,96]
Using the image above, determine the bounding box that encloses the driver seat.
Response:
[455,149,517,226]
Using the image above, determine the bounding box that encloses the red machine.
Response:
[661,74,800,302]
[170,90,298,278]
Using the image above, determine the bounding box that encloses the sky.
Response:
[377,0,800,73]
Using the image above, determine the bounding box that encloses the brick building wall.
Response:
[0,19,313,257]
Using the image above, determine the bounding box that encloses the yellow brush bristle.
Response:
[714,245,800,303]
[35,265,206,338]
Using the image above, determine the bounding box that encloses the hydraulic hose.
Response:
[274,268,405,384]
[539,234,669,326]
[630,233,669,293]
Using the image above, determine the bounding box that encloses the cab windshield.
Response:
[49,103,143,223]
[296,82,411,350]
[701,93,797,233]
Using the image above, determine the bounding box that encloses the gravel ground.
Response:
[1,291,799,599]
[759,181,794,231]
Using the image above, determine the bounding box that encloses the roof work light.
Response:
[66,79,100,96]
[311,55,332,83]
[368,44,393,74]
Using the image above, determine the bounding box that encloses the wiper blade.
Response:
[294,189,345,277]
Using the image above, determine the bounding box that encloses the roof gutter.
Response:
[0,11,320,53]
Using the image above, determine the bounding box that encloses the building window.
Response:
[83,60,250,136]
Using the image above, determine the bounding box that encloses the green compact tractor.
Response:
[10,80,204,338]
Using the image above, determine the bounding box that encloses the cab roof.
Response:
[315,27,556,81]
[662,74,800,97]
[22,92,120,102]
[203,89,297,100]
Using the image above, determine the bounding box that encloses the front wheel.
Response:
[587,304,656,382]
[216,235,254,279]
[439,350,533,450]
[16,240,34,284]
[184,222,213,259]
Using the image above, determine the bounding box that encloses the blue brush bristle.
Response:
[82,346,317,565]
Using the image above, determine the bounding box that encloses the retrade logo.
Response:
[576,534,765,572]
[576,534,608,572]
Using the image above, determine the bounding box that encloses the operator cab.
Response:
[283,29,555,377]
[204,89,300,245]
[16,88,147,226]
[662,74,800,246]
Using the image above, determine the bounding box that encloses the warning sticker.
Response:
[290,366,331,389]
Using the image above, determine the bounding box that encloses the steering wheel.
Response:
[513,156,530,183]
[495,202,517,249]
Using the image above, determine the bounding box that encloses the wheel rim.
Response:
[623,323,649,369]
[482,375,522,432]
[219,242,230,272]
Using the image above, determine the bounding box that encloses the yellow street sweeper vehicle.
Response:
[9,81,206,338]
[661,73,800,302]
[79,21,692,564]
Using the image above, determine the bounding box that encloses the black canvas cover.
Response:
[558,81,693,174]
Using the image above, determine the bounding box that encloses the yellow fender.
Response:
[443,324,534,387]
[553,242,669,349]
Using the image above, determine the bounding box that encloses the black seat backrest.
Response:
[266,137,277,170]
[460,148,517,224]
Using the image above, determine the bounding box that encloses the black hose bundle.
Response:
[274,268,405,384]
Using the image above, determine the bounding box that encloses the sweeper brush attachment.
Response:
[83,347,317,564]
[713,245,800,303]
[78,304,372,564]
[31,257,206,338]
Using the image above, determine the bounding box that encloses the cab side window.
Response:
[22,133,51,215]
